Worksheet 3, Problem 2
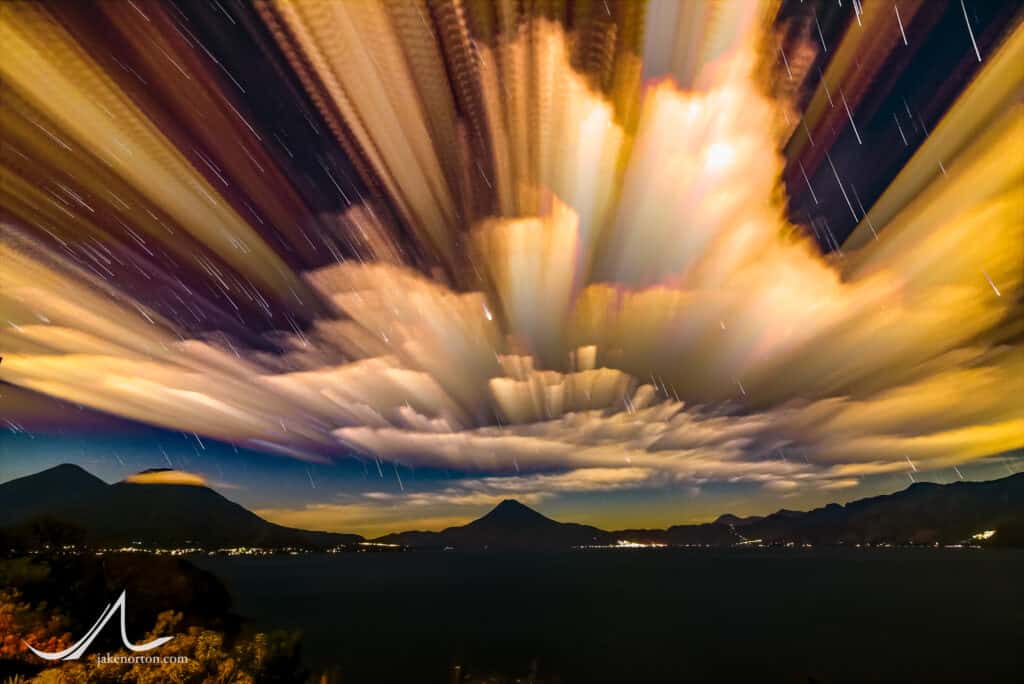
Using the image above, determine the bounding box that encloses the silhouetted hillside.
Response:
[374,473,1024,549]
[737,474,1024,545]
[0,464,362,548]
[4,465,1022,550]
[612,523,740,546]
[377,499,616,549]
[0,463,108,526]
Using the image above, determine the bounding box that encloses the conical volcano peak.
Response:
[494,499,530,512]
[472,499,554,528]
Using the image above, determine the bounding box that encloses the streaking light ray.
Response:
[1,1,1021,506]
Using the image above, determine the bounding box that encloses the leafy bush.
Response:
[31,611,306,684]
[0,556,307,683]
[0,588,72,664]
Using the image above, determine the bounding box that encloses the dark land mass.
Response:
[0,551,307,682]
[3,465,1024,681]
[731,473,1024,546]
[609,521,740,546]
[0,463,363,549]
[375,498,617,550]
[376,473,1024,549]
[2,464,1023,550]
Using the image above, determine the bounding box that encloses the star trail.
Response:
[1,0,1021,534]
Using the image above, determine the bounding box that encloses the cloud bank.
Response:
[1,18,1021,518]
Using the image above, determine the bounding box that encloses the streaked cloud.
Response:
[124,469,207,487]
[1,14,1021,528]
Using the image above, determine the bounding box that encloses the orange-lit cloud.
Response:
[124,469,207,487]
[1,14,1021,522]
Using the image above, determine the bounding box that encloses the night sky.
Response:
[1,0,1022,537]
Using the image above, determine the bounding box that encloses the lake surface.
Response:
[192,548,1024,683]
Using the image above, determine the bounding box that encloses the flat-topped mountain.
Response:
[0,463,363,548]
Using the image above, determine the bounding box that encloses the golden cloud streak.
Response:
[1,14,1021,500]
[124,469,208,487]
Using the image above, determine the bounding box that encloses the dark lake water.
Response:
[192,548,1024,683]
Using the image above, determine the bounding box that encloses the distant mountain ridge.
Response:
[0,463,363,548]
[376,498,616,549]
[2,465,1023,549]
[375,474,1024,549]
[731,475,1024,546]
